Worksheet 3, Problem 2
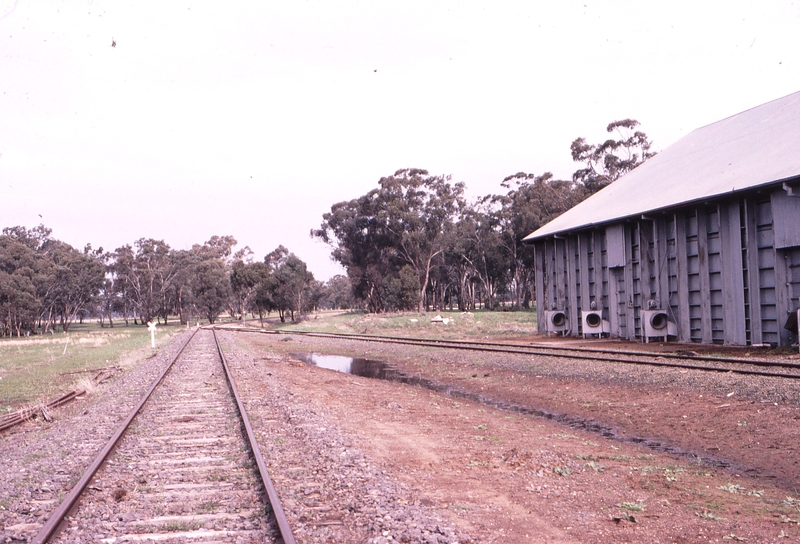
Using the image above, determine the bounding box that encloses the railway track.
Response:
[33,328,295,544]
[216,324,800,380]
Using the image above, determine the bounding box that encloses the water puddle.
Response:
[292,352,731,469]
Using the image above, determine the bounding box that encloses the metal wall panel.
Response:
[606,224,626,268]
[754,199,779,344]
[533,242,545,333]
[787,248,800,344]
[771,190,800,249]
[531,188,796,345]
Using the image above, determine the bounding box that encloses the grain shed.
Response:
[524,91,800,346]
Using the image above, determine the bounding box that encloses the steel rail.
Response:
[219,326,800,380]
[31,328,199,544]
[0,391,79,432]
[212,329,296,544]
[282,329,800,369]
[1,369,116,433]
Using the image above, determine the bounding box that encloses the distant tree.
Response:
[109,245,136,325]
[448,206,507,310]
[190,235,237,263]
[314,168,464,313]
[266,246,315,322]
[320,274,354,310]
[112,239,177,325]
[382,265,420,311]
[229,260,267,320]
[493,172,586,307]
[571,119,656,193]
[0,232,41,336]
[192,258,231,323]
[42,240,105,332]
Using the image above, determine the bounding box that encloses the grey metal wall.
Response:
[533,186,800,346]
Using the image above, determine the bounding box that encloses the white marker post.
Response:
[148,321,157,349]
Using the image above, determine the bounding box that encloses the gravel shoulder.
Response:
[3,327,800,543]
[239,331,800,543]
[0,330,192,543]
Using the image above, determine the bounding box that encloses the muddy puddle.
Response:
[292,352,731,469]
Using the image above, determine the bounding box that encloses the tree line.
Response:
[0,226,342,336]
[313,119,655,313]
[0,119,654,335]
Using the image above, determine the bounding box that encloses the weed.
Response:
[553,466,572,476]
[196,501,219,513]
[585,461,604,473]
[719,483,747,494]
[620,501,645,512]
[76,377,96,395]
[697,511,725,521]
[0,325,171,405]
[207,471,228,482]
[160,521,201,532]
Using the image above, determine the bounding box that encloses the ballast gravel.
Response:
[221,334,469,543]
[0,330,192,543]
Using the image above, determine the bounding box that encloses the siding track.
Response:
[218,326,800,380]
[33,329,295,544]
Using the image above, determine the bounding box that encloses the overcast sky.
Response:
[2,0,799,279]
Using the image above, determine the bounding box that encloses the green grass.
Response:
[272,308,538,339]
[0,321,183,410]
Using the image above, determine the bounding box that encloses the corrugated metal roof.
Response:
[524,90,800,241]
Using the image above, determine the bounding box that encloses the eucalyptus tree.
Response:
[44,241,105,331]
[192,258,231,323]
[319,274,354,310]
[571,119,656,193]
[263,245,316,322]
[229,260,266,321]
[0,236,39,336]
[451,203,509,310]
[487,172,587,308]
[111,239,177,325]
[314,168,464,312]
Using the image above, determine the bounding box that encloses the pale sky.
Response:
[1,0,799,279]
